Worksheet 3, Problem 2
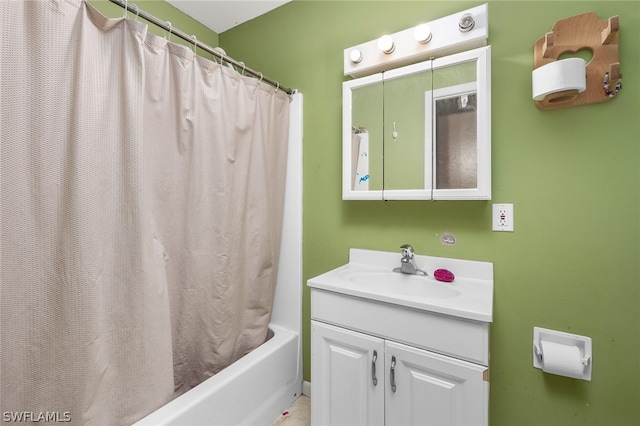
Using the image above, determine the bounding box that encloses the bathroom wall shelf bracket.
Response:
[533,12,621,110]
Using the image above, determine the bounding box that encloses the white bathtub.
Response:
[134,325,301,426]
[135,94,304,426]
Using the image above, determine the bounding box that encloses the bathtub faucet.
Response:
[393,244,428,276]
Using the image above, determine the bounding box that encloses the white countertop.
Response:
[307,248,494,323]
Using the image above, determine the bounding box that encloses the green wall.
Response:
[221,1,640,424]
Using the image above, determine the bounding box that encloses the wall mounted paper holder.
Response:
[533,327,592,380]
[533,12,621,110]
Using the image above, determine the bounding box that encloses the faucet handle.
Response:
[400,244,414,259]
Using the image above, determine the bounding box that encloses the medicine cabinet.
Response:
[343,46,491,200]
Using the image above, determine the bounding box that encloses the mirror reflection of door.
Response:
[430,60,478,190]
[433,89,478,189]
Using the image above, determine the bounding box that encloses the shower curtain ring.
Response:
[274,82,280,93]
[239,62,246,76]
[133,4,140,21]
[253,72,263,92]
[165,21,172,41]
[191,35,197,53]
[123,0,128,18]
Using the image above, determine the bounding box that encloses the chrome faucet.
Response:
[393,244,428,276]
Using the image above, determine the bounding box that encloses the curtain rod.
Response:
[106,0,294,95]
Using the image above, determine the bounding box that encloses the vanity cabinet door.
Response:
[311,321,385,426]
[385,341,488,426]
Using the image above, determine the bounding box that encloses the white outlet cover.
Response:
[492,203,514,232]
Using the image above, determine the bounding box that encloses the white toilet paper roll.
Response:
[532,58,586,102]
[541,340,585,379]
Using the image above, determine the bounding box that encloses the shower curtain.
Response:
[0,1,290,424]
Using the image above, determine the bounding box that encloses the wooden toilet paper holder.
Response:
[533,12,621,110]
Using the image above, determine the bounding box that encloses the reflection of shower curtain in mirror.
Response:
[352,132,370,190]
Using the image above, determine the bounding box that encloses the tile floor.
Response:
[270,395,310,426]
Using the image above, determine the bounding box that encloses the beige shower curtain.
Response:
[0,1,290,424]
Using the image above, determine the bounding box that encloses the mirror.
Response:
[343,46,491,200]
[383,63,432,193]
[348,75,383,193]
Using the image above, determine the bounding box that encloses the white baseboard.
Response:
[302,381,311,397]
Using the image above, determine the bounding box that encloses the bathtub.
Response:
[134,325,301,426]
[135,93,304,426]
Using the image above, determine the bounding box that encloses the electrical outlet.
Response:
[492,203,514,232]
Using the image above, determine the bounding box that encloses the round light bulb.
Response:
[377,35,395,54]
[349,49,363,64]
[414,23,432,44]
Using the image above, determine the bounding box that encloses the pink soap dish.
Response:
[434,269,455,282]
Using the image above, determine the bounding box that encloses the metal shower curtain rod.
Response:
[106,0,294,95]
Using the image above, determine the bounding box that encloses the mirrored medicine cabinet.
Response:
[343,46,491,200]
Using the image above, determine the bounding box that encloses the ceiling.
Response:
[166,0,291,34]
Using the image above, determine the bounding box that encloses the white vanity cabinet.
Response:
[311,321,488,426]
[308,248,493,426]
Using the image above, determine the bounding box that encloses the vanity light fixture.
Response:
[378,35,395,54]
[349,49,363,64]
[414,23,432,44]
[458,13,475,32]
[343,3,488,78]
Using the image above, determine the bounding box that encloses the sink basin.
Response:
[339,270,461,299]
[307,248,494,322]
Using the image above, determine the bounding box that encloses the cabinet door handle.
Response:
[390,356,397,392]
[371,350,378,386]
